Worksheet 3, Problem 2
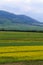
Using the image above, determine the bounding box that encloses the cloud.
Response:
[33,0,43,3]
[31,0,43,14]
[0,0,31,14]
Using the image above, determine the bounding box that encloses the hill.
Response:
[0,10,43,31]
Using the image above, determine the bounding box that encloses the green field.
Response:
[0,32,43,64]
[0,32,43,46]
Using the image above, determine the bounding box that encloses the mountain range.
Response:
[0,10,43,31]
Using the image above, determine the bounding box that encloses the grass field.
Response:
[0,32,43,64]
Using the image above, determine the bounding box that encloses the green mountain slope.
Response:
[0,10,43,31]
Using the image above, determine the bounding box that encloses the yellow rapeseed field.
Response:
[0,46,43,60]
[0,46,43,52]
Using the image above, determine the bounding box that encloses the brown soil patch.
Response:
[0,62,25,65]
[0,61,43,65]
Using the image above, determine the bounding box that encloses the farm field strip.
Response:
[0,38,43,43]
[0,32,43,43]
[0,41,43,46]
[0,46,43,52]
[0,32,43,38]
[0,32,43,63]
[0,40,43,43]
[0,46,43,61]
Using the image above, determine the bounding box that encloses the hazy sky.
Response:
[0,0,43,22]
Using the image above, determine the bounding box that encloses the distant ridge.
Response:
[0,10,43,31]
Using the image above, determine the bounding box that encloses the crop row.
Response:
[0,46,43,61]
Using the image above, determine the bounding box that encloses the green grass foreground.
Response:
[0,57,43,64]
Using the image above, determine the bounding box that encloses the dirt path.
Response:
[0,61,43,65]
[0,62,25,65]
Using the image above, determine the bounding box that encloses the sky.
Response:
[0,0,43,22]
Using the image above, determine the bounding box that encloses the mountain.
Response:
[0,10,43,31]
